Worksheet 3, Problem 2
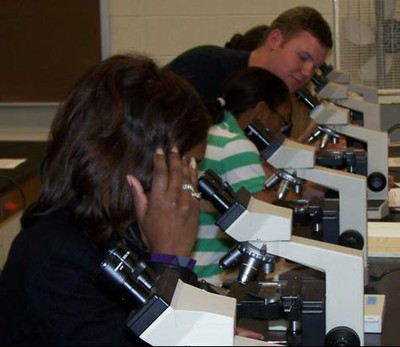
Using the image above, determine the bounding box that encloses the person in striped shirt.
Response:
[193,66,294,285]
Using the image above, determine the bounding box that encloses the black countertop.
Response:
[237,256,400,346]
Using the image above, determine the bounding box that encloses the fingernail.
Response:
[126,175,133,187]
[190,157,197,170]
[171,146,179,153]
[156,147,165,155]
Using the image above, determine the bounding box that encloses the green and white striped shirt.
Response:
[193,111,267,285]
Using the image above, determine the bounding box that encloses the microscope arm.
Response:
[312,74,379,104]
[310,102,350,125]
[246,124,368,264]
[263,136,367,239]
[319,62,351,84]
[335,97,382,130]
[347,83,379,103]
[297,89,389,201]
[310,74,381,131]
[334,124,389,199]
[312,73,349,99]
[307,100,389,201]
[296,166,368,250]
[263,137,315,169]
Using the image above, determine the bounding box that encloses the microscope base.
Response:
[290,198,369,285]
[291,198,339,245]
[324,189,389,220]
[368,199,389,220]
[280,266,386,334]
[285,198,365,252]
[230,274,326,346]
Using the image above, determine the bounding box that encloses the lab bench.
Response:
[0,141,46,267]
[236,254,400,346]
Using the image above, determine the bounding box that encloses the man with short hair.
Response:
[166,6,333,285]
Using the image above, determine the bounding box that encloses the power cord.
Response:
[369,267,400,282]
[387,123,400,142]
[0,175,27,211]
[387,123,400,135]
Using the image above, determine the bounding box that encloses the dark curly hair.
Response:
[219,66,290,118]
[225,25,269,51]
[24,54,211,240]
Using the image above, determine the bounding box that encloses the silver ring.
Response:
[181,183,202,200]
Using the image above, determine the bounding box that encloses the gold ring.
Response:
[182,183,202,200]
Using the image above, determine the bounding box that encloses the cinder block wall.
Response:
[109,0,334,66]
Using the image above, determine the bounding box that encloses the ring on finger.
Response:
[181,183,202,200]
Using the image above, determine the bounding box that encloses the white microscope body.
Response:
[318,62,351,85]
[310,102,389,220]
[206,181,365,346]
[246,121,368,273]
[312,71,382,131]
[296,88,389,220]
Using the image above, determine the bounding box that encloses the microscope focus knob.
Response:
[367,172,387,192]
[324,326,360,346]
[338,230,364,250]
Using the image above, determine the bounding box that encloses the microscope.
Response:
[97,242,274,346]
[244,119,368,274]
[296,87,389,220]
[311,68,382,131]
[317,62,350,85]
[198,169,365,346]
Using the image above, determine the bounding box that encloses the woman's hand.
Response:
[297,119,317,144]
[236,327,264,340]
[127,146,200,257]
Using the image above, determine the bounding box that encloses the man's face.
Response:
[257,29,330,93]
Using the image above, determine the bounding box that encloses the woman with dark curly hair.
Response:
[0,53,211,346]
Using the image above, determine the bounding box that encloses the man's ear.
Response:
[266,28,284,50]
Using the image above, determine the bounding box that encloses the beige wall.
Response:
[108,0,335,66]
[107,0,335,138]
[0,1,335,141]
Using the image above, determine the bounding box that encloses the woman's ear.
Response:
[254,101,272,120]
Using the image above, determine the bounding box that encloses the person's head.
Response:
[220,66,292,136]
[224,25,269,51]
[28,53,211,239]
[249,6,333,93]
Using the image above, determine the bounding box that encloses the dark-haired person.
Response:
[223,23,312,141]
[0,53,212,345]
[224,24,269,51]
[166,5,332,128]
[193,67,294,284]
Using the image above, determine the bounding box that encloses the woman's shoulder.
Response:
[10,207,101,269]
[20,207,80,242]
